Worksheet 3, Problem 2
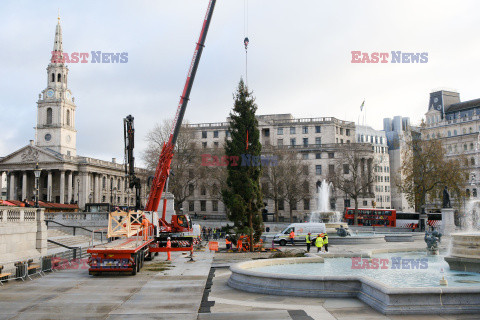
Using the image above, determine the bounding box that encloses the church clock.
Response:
[46,89,54,98]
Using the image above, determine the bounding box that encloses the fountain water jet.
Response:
[309,179,346,233]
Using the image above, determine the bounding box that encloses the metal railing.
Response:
[45,220,107,242]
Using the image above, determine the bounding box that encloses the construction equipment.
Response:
[87,0,216,275]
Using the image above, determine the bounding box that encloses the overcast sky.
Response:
[1,0,479,166]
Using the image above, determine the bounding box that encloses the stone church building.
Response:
[0,18,148,210]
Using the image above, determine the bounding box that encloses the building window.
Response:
[474,189,478,197]
[213,130,219,138]
[302,153,309,160]
[66,110,70,126]
[472,158,475,165]
[57,73,61,82]
[315,137,321,145]
[51,73,55,82]
[214,141,219,148]
[189,169,194,179]
[189,201,195,211]
[278,199,284,211]
[189,184,194,195]
[471,143,474,150]
[200,185,206,196]
[329,164,335,175]
[291,201,297,211]
[302,126,308,134]
[340,128,344,135]
[102,196,106,202]
[303,138,308,147]
[315,153,321,159]
[303,165,309,175]
[102,177,106,189]
[304,199,310,210]
[467,189,471,197]
[328,152,334,158]
[303,180,309,193]
[290,138,296,146]
[46,108,53,125]
[212,200,218,212]
[263,128,270,137]
[315,126,321,133]
[454,130,457,136]
[464,144,468,151]
[202,131,207,139]
[363,200,368,206]
[202,142,207,148]
[346,129,350,136]
[225,130,230,138]
[316,165,322,175]
[278,139,283,146]
[200,200,206,211]
[278,127,283,135]
[290,127,296,134]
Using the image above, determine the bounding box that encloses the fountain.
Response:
[445,199,480,273]
[309,180,345,234]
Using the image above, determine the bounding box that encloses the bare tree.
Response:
[261,146,286,221]
[330,144,376,225]
[142,119,201,213]
[397,133,466,212]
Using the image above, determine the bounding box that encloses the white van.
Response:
[273,223,327,246]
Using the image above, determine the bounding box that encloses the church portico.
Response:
[0,17,148,211]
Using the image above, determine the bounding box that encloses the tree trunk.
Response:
[354,198,359,226]
[289,206,293,223]
[274,196,279,222]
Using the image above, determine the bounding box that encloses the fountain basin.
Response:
[228,254,480,314]
[328,234,385,245]
[384,234,414,242]
[445,233,480,273]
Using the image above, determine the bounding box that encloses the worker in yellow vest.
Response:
[322,233,329,252]
[305,232,312,252]
[315,234,323,253]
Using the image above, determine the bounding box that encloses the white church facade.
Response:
[0,18,148,210]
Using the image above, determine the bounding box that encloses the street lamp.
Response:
[77,178,80,204]
[33,164,42,208]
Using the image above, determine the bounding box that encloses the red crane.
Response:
[145,0,216,231]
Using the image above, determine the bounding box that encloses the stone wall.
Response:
[0,207,47,264]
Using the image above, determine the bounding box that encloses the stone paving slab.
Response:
[198,310,293,319]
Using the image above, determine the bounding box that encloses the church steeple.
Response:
[53,13,63,53]
[35,16,77,157]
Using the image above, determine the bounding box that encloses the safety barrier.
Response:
[208,241,219,252]
[0,248,85,286]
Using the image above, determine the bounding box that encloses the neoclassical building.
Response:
[0,18,148,210]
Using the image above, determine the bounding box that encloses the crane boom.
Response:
[145,0,216,213]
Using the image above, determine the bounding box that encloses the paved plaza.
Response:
[0,238,479,319]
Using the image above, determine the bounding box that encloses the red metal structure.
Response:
[88,0,216,275]
[344,208,397,227]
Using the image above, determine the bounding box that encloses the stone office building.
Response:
[0,19,148,210]
[184,114,383,221]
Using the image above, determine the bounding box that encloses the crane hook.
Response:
[244,37,249,50]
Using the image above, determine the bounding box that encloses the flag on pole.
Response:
[360,100,365,111]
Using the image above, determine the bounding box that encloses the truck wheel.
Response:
[131,254,137,275]
[136,254,141,273]
[280,239,287,246]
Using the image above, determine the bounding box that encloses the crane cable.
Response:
[243,0,249,87]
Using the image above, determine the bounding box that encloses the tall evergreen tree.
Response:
[222,79,263,251]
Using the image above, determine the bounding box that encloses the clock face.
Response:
[435,104,442,111]
[434,97,439,103]
[45,133,52,141]
[46,89,54,98]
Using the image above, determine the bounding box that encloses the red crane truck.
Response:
[87,0,216,275]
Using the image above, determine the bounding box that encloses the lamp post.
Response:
[33,164,42,208]
[77,178,80,204]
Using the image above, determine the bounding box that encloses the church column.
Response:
[78,172,89,210]
[59,170,65,204]
[47,171,53,202]
[67,171,73,204]
[95,174,100,202]
[10,172,16,200]
[0,171,4,200]
[22,171,27,201]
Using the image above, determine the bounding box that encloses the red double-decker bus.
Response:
[344,208,396,227]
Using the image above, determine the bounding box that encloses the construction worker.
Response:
[323,233,329,252]
[166,237,171,261]
[225,235,232,250]
[315,234,324,253]
[289,229,295,246]
[141,215,150,241]
[305,232,312,252]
